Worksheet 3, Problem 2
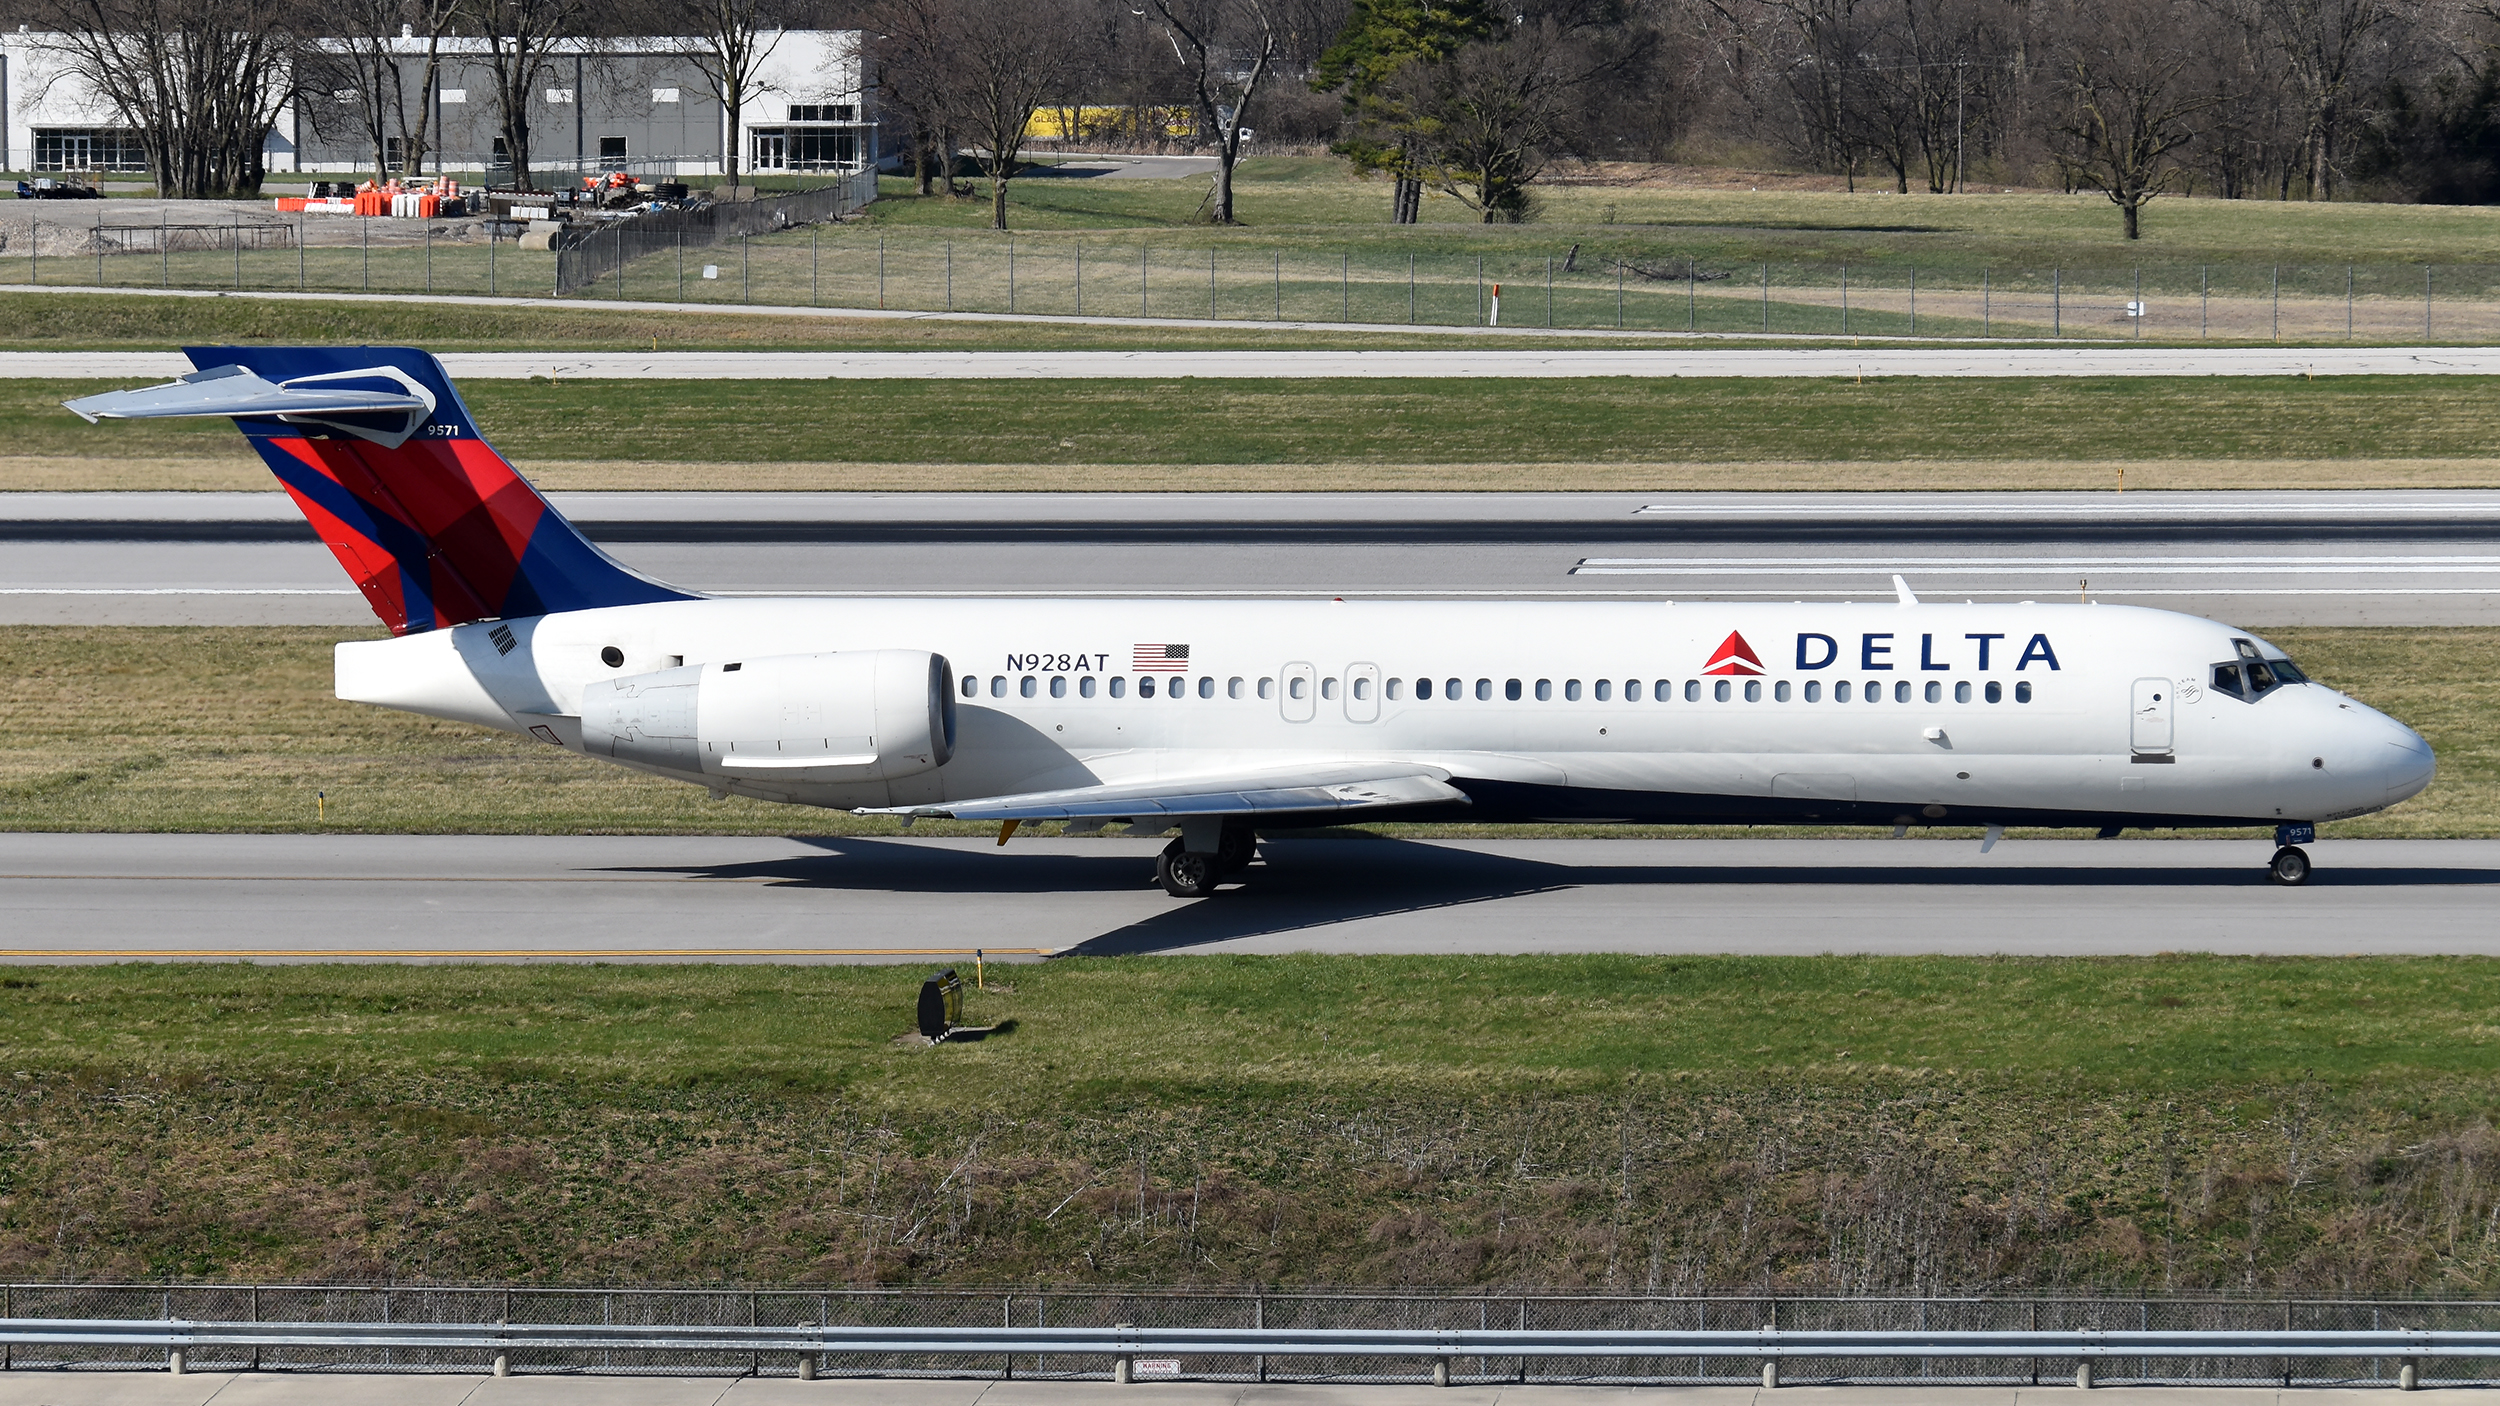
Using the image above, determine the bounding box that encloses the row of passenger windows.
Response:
[967,674,2037,704]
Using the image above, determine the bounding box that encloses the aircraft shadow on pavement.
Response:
[599,838,2500,959]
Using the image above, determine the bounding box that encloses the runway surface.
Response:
[16,346,2500,379]
[6,490,2496,627]
[4,833,2493,961]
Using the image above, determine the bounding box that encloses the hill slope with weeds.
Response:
[3,956,2499,1292]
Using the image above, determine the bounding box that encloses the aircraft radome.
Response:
[67,348,2435,896]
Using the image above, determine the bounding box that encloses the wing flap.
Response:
[863,764,1467,822]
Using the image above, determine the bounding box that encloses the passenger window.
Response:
[1835,680,1851,701]
[1080,676,1098,698]
[1020,676,1038,698]
[1714,679,1731,702]
[1805,680,1821,702]
[1652,680,1669,701]
[1506,679,1522,701]
[1385,677,1402,700]
[1985,680,2002,703]
[1353,677,1372,701]
[1258,677,1274,699]
[1140,677,1157,698]
[1321,677,1339,700]
[1448,678,1464,700]
[1050,676,1067,698]
[1566,679,1583,701]
[1228,676,1244,699]
[1288,677,1306,700]
[1535,679,1552,701]
[1744,680,1762,702]
[2212,663,2245,698]
[1593,679,1610,701]
[961,675,978,698]
[1171,681,1186,701]
[1954,681,1971,703]
[1416,678,1433,699]
[1867,681,1883,703]
[1894,681,1911,703]
[1476,679,1492,700]
[2016,681,2033,703]
[990,676,1006,698]
[1198,676,1215,699]
[1924,681,1942,703]
[1110,676,1128,698]
[1625,679,1641,701]
[1684,680,1700,702]
[1774,680,1791,702]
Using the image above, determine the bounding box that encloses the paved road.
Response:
[17,347,2500,380]
[0,1377,2468,1406]
[5,834,2492,961]
[0,1375,2463,1405]
[5,491,2495,627]
[1025,152,1221,180]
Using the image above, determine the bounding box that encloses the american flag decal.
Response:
[1132,643,1190,671]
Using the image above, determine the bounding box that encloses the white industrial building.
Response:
[2,29,872,180]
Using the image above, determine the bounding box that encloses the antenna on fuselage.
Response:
[1892,575,1918,606]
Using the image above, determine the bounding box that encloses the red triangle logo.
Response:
[1703,630,1764,676]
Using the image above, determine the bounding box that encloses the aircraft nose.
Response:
[2385,726,2436,805]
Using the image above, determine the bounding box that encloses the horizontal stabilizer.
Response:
[863,763,1467,822]
[64,364,432,437]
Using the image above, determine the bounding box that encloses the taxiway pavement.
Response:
[0,1376,2475,1406]
[16,347,2500,379]
[6,491,2496,627]
[4,833,2492,961]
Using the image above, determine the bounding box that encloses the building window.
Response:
[653,87,682,103]
[33,129,148,172]
[546,87,575,104]
[788,103,857,122]
[750,126,862,172]
[439,88,467,104]
[598,136,628,169]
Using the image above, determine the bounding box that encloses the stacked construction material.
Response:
[274,177,469,217]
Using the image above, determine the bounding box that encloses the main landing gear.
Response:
[1155,819,1259,898]
[2269,846,2312,886]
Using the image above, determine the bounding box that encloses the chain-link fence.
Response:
[7,1285,2500,1384]
[553,171,877,295]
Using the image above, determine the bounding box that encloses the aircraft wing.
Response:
[861,762,1468,822]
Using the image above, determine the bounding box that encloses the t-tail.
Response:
[65,346,692,634]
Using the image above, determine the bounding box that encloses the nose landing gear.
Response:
[2269,846,2311,886]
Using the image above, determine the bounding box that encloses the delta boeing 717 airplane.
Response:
[69,347,2435,895]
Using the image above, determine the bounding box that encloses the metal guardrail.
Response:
[3,1320,2499,1359]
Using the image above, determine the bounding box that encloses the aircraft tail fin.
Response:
[66,346,693,635]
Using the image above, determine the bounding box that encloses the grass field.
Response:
[2,626,2490,840]
[14,374,2500,494]
[868,158,2500,271]
[5,953,2500,1288]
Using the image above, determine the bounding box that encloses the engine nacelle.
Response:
[578,649,956,782]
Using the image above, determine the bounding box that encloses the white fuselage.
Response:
[336,596,2434,831]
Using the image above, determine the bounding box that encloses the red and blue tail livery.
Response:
[65,346,691,635]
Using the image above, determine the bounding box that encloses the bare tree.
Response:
[2242,0,2401,197]
[39,0,300,197]
[685,0,787,189]
[862,0,967,196]
[1141,0,1277,224]
[941,0,1081,228]
[303,0,460,181]
[461,0,588,189]
[2051,0,2228,236]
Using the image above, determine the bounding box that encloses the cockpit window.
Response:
[2246,660,2280,693]
[2218,638,2308,700]
[2233,638,2261,660]
[2270,657,2309,684]
[2211,663,2246,698]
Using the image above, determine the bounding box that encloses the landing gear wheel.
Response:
[1215,818,1258,877]
[2269,845,2312,886]
[1156,839,1220,898]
